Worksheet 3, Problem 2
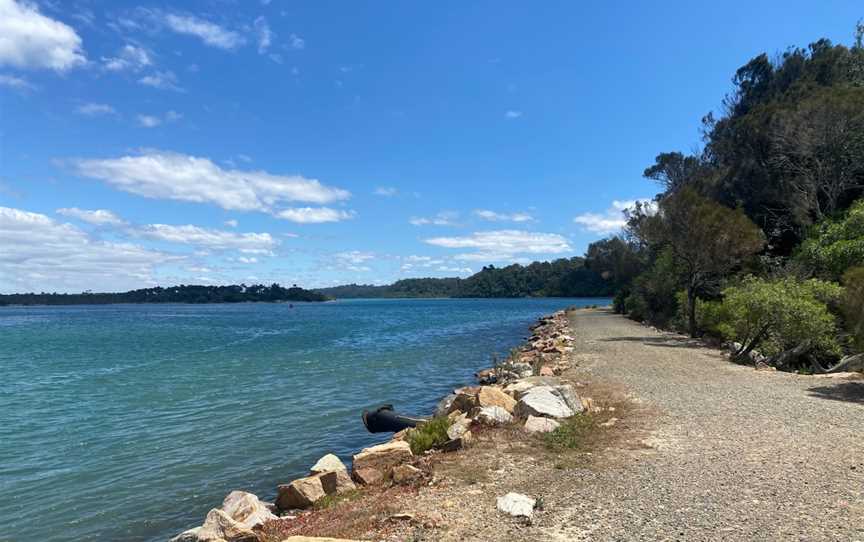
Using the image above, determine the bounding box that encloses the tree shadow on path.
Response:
[806,381,864,405]
[599,336,705,349]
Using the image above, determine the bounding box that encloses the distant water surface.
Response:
[0,298,607,541]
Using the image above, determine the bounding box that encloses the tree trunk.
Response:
[687,287,697,338]
[767,341,812,371]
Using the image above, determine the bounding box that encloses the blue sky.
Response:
[0,0,861,292]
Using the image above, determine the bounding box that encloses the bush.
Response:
[405,417,451,455]
[716,276,843,364]
[673,290,726,335]
[798,199,864,280]
[841,266,864,350]
[624,248,680,326]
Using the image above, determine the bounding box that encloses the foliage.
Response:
[405,417,451,455]
[841,266,864,351]
[541,413,596,451]
[797,199,864,279]
[0,283,328,306]
[624,248,681,326]
[674,290,726,336]
[634,188,765,335]
[315,257,614,299]
[715,276,843,364]
[585,236,646,291]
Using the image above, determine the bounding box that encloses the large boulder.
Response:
[310,453,356,494]
[170,508,259,542]
[477,386,517,413]
[514,387,574,419]
[351,440,412,484]
[476,405,513,426]
[392,464,423,484]
[447,413,471,440]
[276,471,338,510]
[550,384,585,415]
[434,394,457,417]
[221,491,277,529]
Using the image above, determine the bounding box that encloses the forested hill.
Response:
[315,257,614,298]
[0,284,329,306]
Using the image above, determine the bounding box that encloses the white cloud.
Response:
[76,103,115,116]
[0,206,172,293]
[136,110,182,127]
[102,44,151,71]
[73,150,351,216]
[425,230,571,262]
[287,33,305,50]
[0,0,86,71]
[237,256,258,264]
[138,70,182,91]
[56,207,126,226]
[573,198,655,234]
[410,211,458,226]
[438,266,473,274]
[374,186,397,197]
[505,110,523,119]
[254,16,272,54]
[277,207,354,223]
[224,219,238,228]
[0,73,34,91]
[163,13,244,49]
[474,209,534,222]
[134,223,278,252]
[400,254,444,271]
[335,250,374,264]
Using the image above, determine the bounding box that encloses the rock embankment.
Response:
[170,308,586,542]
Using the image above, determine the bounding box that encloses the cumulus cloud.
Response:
[134,223,278,252]
[138,70,182,91]
[505,110,523,119]
[335,250,375,264]
[474,209,534,222]
[76,103,115,116]
[136,110,182,127]
[163,13,244,49]
[410,211,459,226]
[287,33,305,50]
[254,16,272,54]
[573,198,656,234]
[56,207,126,226]
[425,229,571,262]
[276,207,354,223]
[72,150,351,217]
[438,266,473,274]
[224,219,238,228]
[0,0,86,71]
[102,44,151,72]
[0,206,173,293]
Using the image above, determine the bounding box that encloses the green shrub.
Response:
[405,417,451,455]
[841,266,864,350]
[798,199,864,280]
[542,414,595,450]
[624,249,680,326]
[716,276,843,362]
[673,290,726,335]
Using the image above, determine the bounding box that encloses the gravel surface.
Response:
[537,309,864,541]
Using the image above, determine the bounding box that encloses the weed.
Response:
[541,413,597,451]
[406,417,451,455]
[313,489,361,510]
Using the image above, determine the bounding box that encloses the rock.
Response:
[221,491,278,529]
[600,417,619,428]
[524,415,560,433]
[581,397,595,412]
[352,440,412,480]
[520,376,565,387]
[539,365,555,376]
[476,405,513,426]
[550,384,585,414]
[310,453,356,494]
[514,387,574,419]
[281,537,363,542]
[503,380,537,397]
[441,430,472,452]
[496,492,536,520]
[450,388,479,413]
[276,471,338,510]
[477,386,517,413]
[447,414,472,440]
[434,394,457,417]
[475,367,497,384]
[173,508,259,542]
[352,466,384,485]
[510,362,534,378]
[392,464,423,484]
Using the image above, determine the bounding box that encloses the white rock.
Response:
[496,492,536,520]
[476,405,513,425]
[310,453,347,474]
[221,490,278,529]
[514,387,574,419]
[551,384,585,414]
[524,415,560,433]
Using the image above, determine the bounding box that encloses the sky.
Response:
[0,0,861,293]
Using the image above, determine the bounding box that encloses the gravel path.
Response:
[539,308,864,541]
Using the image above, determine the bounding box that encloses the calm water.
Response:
[0,298,606,541]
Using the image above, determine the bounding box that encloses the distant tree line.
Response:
[585,23,864,373]
[0,283,329,306]
[315,257,614,299]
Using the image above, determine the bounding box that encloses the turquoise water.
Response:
[0,298,605,541]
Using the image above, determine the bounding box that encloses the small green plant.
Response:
[405,417,452,455]
[313,489,361,510]
[541,414,596,450]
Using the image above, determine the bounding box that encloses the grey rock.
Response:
[514,387,574,419]
[496,492,536,520]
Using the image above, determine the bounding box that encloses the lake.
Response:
[0,297,606,541]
